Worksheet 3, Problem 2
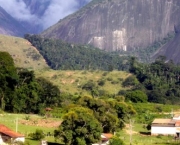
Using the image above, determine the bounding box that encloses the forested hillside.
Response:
[0,51,61,114]
[24,34,129,71]
[121,56,180,104]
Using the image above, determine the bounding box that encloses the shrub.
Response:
[29,129,45,140]
[98,79,105,86]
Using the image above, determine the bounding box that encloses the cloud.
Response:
[41,0,92,29]
[0,0,92,30]
[0,0,37,21]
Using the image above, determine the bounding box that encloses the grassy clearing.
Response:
[118,123,179,145]
[0,34,49,70]
[0,113,61,144]
[35,69,130,96]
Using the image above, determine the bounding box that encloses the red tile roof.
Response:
[175,121,180,126]
[0,124,24,138]
[101,133,113,141]
[102,133,113,139]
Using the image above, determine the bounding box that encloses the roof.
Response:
[152,119,175,124]
[0,124,24,138]
[101,133,113,141]
[175,121,180,126]
[45,107,53,111]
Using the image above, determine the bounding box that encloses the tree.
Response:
[36,77,61,107]
[125,90,148,103]
[122,75,139,87]
[78,96,119,133]
[29,129,45,140]
[0,52,18,110]
[54,107,102,145]
[113,102,136,129]
[109,136,125,145]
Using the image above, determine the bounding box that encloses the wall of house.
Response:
[14,137,25,143]
[151,126,175,135]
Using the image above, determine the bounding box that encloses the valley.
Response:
[0,0,180,145]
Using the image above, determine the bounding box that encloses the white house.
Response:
[0,124,25,144]
[151,114,180,137]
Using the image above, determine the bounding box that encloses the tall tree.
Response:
[0,52,18,110]
[54,107,102,145]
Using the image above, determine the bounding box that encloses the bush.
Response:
[98,79,105,86]
[109,136,125,145]
[29,129,45,140]
[125,90,148,103]
[122,75,139,87]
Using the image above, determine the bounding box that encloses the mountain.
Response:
[0,6,27,36]
[0,0,91,36]
[152,24,180,64]
[41,0,180,53]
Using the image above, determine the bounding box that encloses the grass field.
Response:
[114,122,180,145]
[0,34,49,70]
[35,69,130,96]
[0,113,62,145]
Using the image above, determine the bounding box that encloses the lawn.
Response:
[0,113,62,145]
[117,123,180,145]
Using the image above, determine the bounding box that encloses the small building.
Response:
[92,133,113,145]
[151,119,176,136]
[151,114,180,137]
[0,124,25,144]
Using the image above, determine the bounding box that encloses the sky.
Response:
[0,0,92,29]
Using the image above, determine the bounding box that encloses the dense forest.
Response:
[121,56,180,104]
[0,51,62,114]
[24,34,129,71]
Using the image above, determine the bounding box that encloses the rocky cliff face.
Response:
[153,24,180,64]
[0,0,90,36]
[42,0,180,52]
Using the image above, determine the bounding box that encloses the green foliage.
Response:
[54,107,102,145]
[0,52,18,110]
[29,129,45,140]
[98,79,105,86]
[78,96,136,132]
[122,75,139,87]
[128,56,180,104]
[125,90,148,103]
[24,34,130,71]
[109,136,125,145]
[0,53,61,113]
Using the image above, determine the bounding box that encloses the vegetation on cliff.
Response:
[24,34,130,71]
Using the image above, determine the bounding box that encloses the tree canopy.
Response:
[54,107,102,145]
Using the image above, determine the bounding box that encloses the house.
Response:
[0,124,25,144]
[151,114,180,137]
[92,133,113,145]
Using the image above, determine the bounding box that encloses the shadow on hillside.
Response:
[139,131,151,136]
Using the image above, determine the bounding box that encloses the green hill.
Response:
[0,34,49,70]
[35,69,130,96]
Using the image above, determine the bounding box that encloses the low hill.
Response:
[35,69,130,96]
[0,34,49,70]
